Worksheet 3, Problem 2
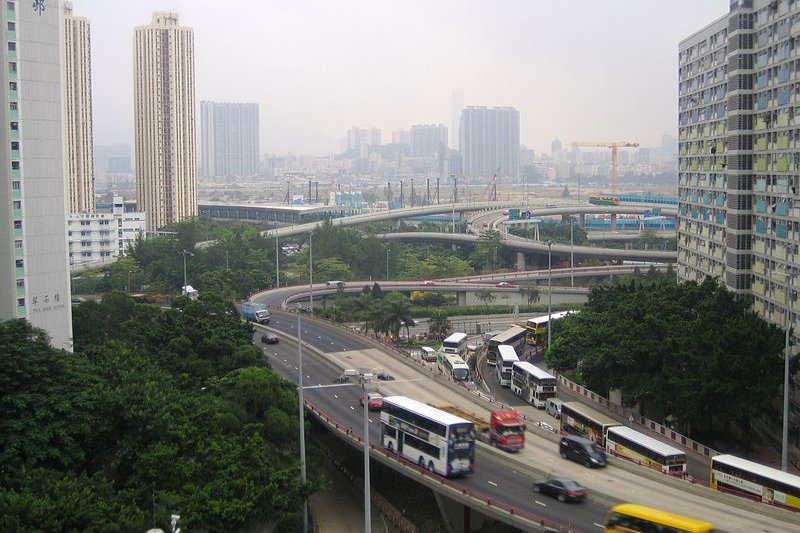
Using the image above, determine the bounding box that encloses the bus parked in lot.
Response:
[511,361,557,408]
[380,395,475,477]
[605,426,686,474]
[604,503,714,533]
[441,332,468,356]
[486,325,527,366]
[438,352,470,382]
[710,454,800,510]
[560,401,620,445]
[495,345,519,387]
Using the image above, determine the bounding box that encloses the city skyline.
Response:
[74,0,726,156]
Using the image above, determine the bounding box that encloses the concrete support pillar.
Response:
[579,213,586,228]
[610,213,617,231]
[516,251,527,272]
[392,218,401,230]
[432,492,487,533]
[457,291,467,306]
[561,213,570,224]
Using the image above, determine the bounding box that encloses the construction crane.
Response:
[570,141,639,194]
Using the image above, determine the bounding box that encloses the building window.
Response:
[9,81,16,91]
[7,2,15,12]
[11,161,19,170]
[17,298,24,307]
[15,259,23,268]
[14,239,21,249]
[8,62,16,73]
[11,141,18,150]
[13,220,21,229]
[7,22,15,31]
[15,279,23,289]
[11,180,19,190]
[9,101,17,111]
[10,121,18,131]
[7,42,15,52]
[12,200,20,209]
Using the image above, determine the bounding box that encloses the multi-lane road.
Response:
[255,307,800,533]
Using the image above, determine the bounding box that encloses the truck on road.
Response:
[428,401,525,452]
[242,302,271,324]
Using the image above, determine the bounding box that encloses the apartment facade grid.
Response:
[678,0,800,338]
[200,101,259,178]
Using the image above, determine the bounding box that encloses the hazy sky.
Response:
[76,0,727,156]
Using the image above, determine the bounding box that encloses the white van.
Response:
[546,398,563,419]
[420,346,438,362]
[326,281,345,287]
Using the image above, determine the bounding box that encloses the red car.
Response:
[360,392,384,411]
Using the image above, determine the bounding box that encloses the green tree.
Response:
[518,285,541,306]
[474,288,497,307]
[373,292,412,340]
[428,310,451,341]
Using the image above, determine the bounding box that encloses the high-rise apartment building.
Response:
[346,126,381,152]
[410,124,448,158]
[61,2,93,214]
[678,0,800,334]
[0,0,73,350]
[200,101,259,178]
[459,106,519,179]
[391,128,410,145]
[133,12,196,232]
[451,89,463,150]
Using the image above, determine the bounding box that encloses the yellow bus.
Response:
[604,503,715,533]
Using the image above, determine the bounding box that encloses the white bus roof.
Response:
[383,395,473,426]
[421,346,437,353]
[443,332,468,344]
[442,352,468,366]
[561,401,620,426]
[512,361,556,380]
[489,325,526,343]
[498,345,519,362]
[607,426,685,458]
[712,454,800,491]
[526,311,576,326]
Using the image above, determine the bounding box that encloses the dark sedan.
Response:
[532,477,587,503]
[260,333,279,345]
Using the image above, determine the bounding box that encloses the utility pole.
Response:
[309,233,313,315]
[275,215,280,289]
[178,249,193,295]
[297,313,308,531]
[451,174,457,234]
[547,241,553,351]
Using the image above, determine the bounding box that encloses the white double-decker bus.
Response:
[380,395,476,477]
[441,332,468,356]
[438,352,470,382]
[510,361,557,408]
[605,426,687,474]
[496,345,519,387]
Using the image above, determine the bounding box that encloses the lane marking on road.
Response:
[333,395,339,399]
[350,406,355,411]
[306,375,311,379]
[593,523,604,529]
[534,500,546,507]
[487,481,498,487]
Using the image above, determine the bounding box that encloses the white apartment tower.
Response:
[61,2,94,213]
[200,101,259,178]
[133,12,196,232]
[460,106,520,179]
[0,0,73,350]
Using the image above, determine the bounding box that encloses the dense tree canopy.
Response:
[1,293,313,531]
[546,274,785,439]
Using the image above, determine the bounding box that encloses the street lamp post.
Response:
[570,218,574,287]
[127,270,132,294]
[179,249,193,295]
[386,249,391,280]
[547,241,553,351]
[297,313,308,531]
[451,174,456,234]
[275,215,280,289]
[784,269,795,471]
[361,374,374,533]
[309,233,313,315]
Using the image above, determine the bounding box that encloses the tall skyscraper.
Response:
[459,106,519,179]
[62,2,93,214]
[200,101,260,178]
[451,89,463,150]
[133,12,197,232]
[410,124,448,158]
[391,128,410,145]
[0,0,72,350]
[678,1,798,334]
[345,126,381,152]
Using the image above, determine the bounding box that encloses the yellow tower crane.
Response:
[570,141,639,194]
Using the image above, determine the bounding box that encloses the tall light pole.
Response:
[784,268,795,471]
[127,270,132,294]
[547,241,553,351]
[361,374,374,533]
[308,233,313,315]
[179,249,193,295]
[386,249,391,280]
[297,312,308,531]
[570,218,575,287]
[275,224,280,289]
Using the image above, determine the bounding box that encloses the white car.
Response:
[496,281,514,287]
[421,280,436,286]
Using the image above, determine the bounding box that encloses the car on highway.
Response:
[495,281,515,288]
[359,392,384,411]
[559,435,607,468]
[260,333,279,344]
[421,280,436,286]
[532,477,588,502]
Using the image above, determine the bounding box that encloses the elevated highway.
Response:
[252,305,800,533]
